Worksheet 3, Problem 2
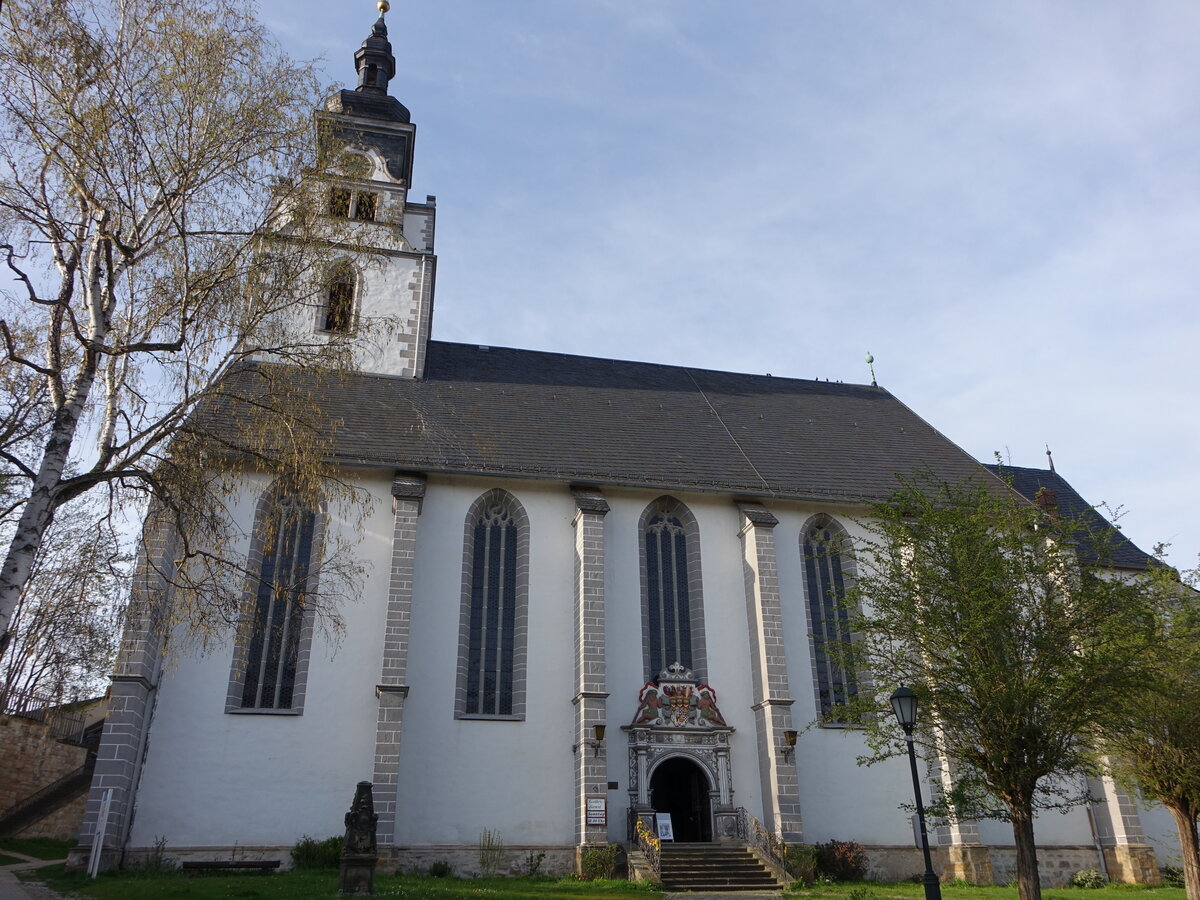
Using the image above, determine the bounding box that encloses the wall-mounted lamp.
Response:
[574,723,607,756]
[781,729,798,761]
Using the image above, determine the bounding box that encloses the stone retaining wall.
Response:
[0,714,90,839]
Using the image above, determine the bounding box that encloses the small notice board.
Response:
[655,813,674,842]
[586,798,607,826]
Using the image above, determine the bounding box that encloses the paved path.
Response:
[0,855,67,900]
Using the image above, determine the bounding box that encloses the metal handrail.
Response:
[734,807,788,870]
[633,817,661,877]
[0,687,88,743]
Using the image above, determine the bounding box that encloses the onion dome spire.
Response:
[355,1,396,95]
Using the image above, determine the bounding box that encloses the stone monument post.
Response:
[340,781,379,895]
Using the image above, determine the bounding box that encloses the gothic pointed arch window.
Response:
[321,262,356,333]
[227,484,324,713]
[639,496,707,682]
[456,489,530,719]
[801,515,859,720]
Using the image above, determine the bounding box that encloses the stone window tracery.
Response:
[228,487,322,713]
[640,496,706,682]
[456,489,529,719]
[802,515,858,719]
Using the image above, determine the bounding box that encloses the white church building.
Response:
[74,9,1178,886]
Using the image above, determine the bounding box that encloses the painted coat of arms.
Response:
[631,661,727,728]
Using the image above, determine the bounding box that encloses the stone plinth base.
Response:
[340,853,377,895]
[64,844,119,874]
[940,843,993,884]
[627,850,660,884]
[987,846,1100,887]
[1104,844,1161,885]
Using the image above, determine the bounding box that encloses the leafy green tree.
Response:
[1099,554,1200,900]
[843,473,1154,900]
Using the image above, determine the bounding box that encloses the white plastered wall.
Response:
[128,471,1111,857]
[129,469,399,848]
[393,477,576,847]
[771,502,918,845]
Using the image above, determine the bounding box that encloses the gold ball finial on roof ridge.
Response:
[378,1,390,13]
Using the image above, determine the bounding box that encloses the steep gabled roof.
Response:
[221,341,995,504]
[986,464,1154,570]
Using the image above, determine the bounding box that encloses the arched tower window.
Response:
[456,490,530,718]
[801,515,858,719]
[228,485,323,712]
[640,496,707,681]
[322,264,356,333]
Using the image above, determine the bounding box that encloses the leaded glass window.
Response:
[242,496,316,709]
[803,518,857,718]
[645,511,692,676]
[464,498,519,716]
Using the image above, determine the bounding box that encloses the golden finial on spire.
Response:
[377,0,390,14]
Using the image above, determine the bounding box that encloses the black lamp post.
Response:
[890,685,942,900]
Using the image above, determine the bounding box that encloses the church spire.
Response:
[355,1,397,95]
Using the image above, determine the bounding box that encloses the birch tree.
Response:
[0,498,127,707]
[0,0,369,658]
[842,474,1154,900]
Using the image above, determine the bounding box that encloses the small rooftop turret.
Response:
[326,1,411,124]
[355,1,396,95]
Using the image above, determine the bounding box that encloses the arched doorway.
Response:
[649,756,713,842]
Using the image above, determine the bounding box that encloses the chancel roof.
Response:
[220,341,1000,505]
[985,464,1154,570]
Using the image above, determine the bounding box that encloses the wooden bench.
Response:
[181,860,281,873]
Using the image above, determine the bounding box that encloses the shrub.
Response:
[1161,866,1184,888]
[290,835,342,870]
[522,850,547,876]
[784,844,819,884]
[580,843,619,880]
[815,839,868,882]
[1070,868,1109,889]
[140,836,173,872]
[428,859,453,877]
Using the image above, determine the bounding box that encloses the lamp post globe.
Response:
[890,685,918,731]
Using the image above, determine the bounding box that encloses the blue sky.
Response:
[261,0,1199,565]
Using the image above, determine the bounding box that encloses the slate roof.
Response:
[217,340,1000,505]
[985,464,1154,570]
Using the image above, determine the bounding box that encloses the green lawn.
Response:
[788,883,1187,900]
[25,867,662,900]
[0,853,25,866]
[0,837,73,860]
[21,867,1190,900]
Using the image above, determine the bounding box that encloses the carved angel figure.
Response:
[633,683,664,725]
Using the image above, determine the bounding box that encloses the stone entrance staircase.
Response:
[658,842,785,892]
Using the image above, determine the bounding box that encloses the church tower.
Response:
[308,1,437,379]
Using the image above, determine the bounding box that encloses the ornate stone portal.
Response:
[624,663,740,841]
